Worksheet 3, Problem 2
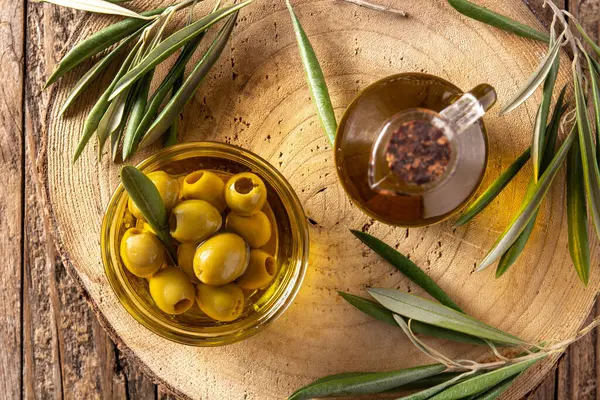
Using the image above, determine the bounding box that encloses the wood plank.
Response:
[527,366,557,399]
[0,0,24,399]
[22,1,157,399]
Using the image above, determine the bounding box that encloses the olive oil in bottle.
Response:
[335,73,495,227]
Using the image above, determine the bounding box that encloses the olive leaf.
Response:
[73,39,143,162]
[339,292,492,346]
[532,36,560,181]
[495,89,568,277]
[567,136,590,285]
[477,125,576,271]
[585,55,600,165]
[59,31,140,116]
[350,230,462,312]
[400,373,467,392]
[574,67,600,241]
[122,32,206,159]
[396,371,475,400]
[98,86,132,155]
[110,81,139,161]
[161,0,215,149]
[287,364,446,400]
[121,71,154,157]
[495,212,537,278]
[45,7,165,87]
[567,14,600,58]
[286,0,338,145]
[110,1,252,100]
[138,12,238,148]
[499,34,563,115]
[367,289,526,345]
[162,74,184,147]
[468,375,519,400]
[454,148,530,226]
[426,355,545,400]
[36,0,154,19]
[447,0,549,42]
[120,166,177,260]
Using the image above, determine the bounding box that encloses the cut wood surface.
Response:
[1,0,599,399]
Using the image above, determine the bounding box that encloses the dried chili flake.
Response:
[385,120,451,185]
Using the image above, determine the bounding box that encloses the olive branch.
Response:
[41,0,253,162]
[289,231,600,399]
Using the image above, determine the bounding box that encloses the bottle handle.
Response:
[439,84,497,135]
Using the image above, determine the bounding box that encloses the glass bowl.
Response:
[101,142,309,346]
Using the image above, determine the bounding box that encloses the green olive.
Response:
[181,170,226,212]
[224,172,267,216]
[225,211,271,248]
[170,200,222,243]
[196,283,245,322]
[177,242,200,284]
[237,250,277,290]
[128,171,180,219]
[149,267,195,315]
[120,228,164,277]
[193,233,249,285]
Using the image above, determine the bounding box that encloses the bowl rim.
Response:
[101,141,310,346]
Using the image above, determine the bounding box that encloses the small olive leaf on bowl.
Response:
[367,288,526,345]
[120,166,177,261]
[338,292,491,346]
[567,137,590,285]
[499,33,563,115]
[286,0,338,145]
[36,0,155,19]
[44,6,166,87]
[447,0,549,42]
[139,12,238,148]
[574,64,600,241]
[110,0,253,100]
[287,364,446,400]
[350,230,462,312]
[477,126,576,271]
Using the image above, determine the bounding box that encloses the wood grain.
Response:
[38,0,600,399]
[3,0,598,399]
[0,0,23,399]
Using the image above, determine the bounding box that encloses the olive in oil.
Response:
[335,73,489,227]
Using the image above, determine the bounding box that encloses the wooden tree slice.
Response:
[40,0,600,398]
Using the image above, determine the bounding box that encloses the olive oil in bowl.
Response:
[102,142,309,346]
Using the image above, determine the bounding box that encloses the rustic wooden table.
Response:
[1,0,599,399]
